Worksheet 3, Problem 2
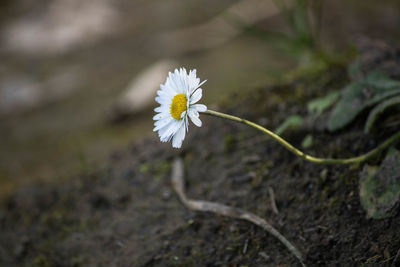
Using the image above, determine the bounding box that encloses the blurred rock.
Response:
[112,60,177,121]
[0,77,41,115]
[0,67,81,116]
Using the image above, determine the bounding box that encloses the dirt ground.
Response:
[1,40,400,267]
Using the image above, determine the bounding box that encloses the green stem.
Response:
[204,109,400,165]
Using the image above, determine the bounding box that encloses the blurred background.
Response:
[1,0,400,200]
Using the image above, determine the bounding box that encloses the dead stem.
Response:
[268,186,279,215]
[392,247,400,267]
[171,157,306,267]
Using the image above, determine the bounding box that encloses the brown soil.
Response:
[1,43,400,267]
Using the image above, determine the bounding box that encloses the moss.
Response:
[39,207,78,233]
[154,161,172,180]
[223,134,236,153]
[33,255,55,267]
[328,197,340,211]
[252,161,274,187]
[139,163,150,174]
[70,256,88,266]
[320,186,329,201]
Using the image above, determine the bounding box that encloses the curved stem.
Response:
[204,109,400,165]
[171,158,306,266]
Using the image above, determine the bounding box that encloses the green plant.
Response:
[359,149,400,219]
[328,70,400,131]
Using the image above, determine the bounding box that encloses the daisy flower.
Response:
[153,68,207,148]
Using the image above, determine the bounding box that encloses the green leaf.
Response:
[274,115,304,135]
[365,71,400,89]
[328,71,400,131]
[301,134,313,149]
[359,149,400,219]
[307,91,340,117]
[364,95,400,133]
[347,61,362,80]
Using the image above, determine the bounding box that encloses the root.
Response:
[171,157,306,267]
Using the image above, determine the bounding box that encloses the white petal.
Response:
[176,72,187,94]
[183,72,190,94]
[190,89,202,104]
[154,106,163,113]
[155,96,164,104]
[168,72,179,94]
[197,79,207,88]
[180,68,187,78]
[154,116,170,127]
[154,117,173,132]
[158,86,174,98]
[188,71,199,90]
[180,110,187,119]
[159,120,180,142]
[158,96,172,106]
[188,110,202,127]
[172,121,186,148]
[153,112,168,120]
[193,104,207,112]
[188,107,199,117]
[189,69,197,81]
[158,126,171,141]
[154,105,169,113]
[157,120,174,140]
[190,79,206,94]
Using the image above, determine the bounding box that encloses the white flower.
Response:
[153,68,207,148]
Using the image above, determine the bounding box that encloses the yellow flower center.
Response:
[170,94,187,120]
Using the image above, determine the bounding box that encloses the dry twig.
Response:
[171,157,305,266]
[268,186,279,215]
[392,247,400,267]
